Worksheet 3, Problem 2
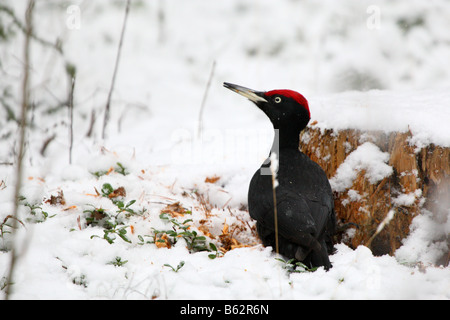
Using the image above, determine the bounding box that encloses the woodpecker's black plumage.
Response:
[224,82,336,270]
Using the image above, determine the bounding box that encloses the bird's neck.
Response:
[271,126,303,152]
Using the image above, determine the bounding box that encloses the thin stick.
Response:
[68,76,75,164]
[197,60,216,138]
[157,0,166,44]
[272,176,279,255]
[102,0,131,139]
[5,0,34,300]
[40,133,56,156]
[365,209,395,248]
[86,109,96,138]
[271,163,281,298]
[270,152,280,255]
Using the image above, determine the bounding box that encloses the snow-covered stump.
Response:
[300,126,450,257]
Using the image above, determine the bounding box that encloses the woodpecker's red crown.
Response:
[265,90,310,119]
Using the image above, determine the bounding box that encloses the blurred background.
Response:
[1,0,450,165]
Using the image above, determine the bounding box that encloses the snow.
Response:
[393,189,423,207]
[329,142,393,192]
[1,0,449,300]
[310,88,450,148]
[396,209,450,266]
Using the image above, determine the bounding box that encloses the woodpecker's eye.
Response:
[274,96,282,103]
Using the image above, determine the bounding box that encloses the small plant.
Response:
[91,162,129,178]
[152,213,210,253]
[184,229,208,252]
[0,215,25,240]
[276,258,318,274]
[164,261,185,273]
[90,219,131,244]
[84,205,131,244]
[108,256,128,267]
[115,199,137,215]
[144,212,228,260]
[207,242,223,260]
[85,184,143,245]
[84,205,107,227]
[18,195,49,223]
[115,162,128,175]
[72,274,87,288]
[91,169,109,178]
[100,183,142,216]
[137,234,153,245]
[101,183,115,197]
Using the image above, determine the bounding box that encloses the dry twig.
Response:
[5,0,34,300]
[102,0,131,139]
[197,60,216,138]
[68,76,75,164]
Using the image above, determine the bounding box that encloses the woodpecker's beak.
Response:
[223,82,268,103]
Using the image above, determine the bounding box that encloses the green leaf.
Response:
[116,201,124,208]
[163,264,175,272]
[101,183,114,196]
[65,62,77,78]
[126,200,136,207]
[177,261,185,269]
[164,261,185,272]
[115,162,128,175]
[103,231,116,244]
[165,230,178,237]
[118,232,131,243]
[286,258,296,265]
[159,213,170,220]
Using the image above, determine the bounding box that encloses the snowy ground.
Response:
[0,0,449,299]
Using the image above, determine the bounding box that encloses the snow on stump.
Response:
[300,126,450,256]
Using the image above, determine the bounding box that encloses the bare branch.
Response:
[102,0,131,140]
[86,109,96,138]
[5,0,34,300]
[68,76,75,164]
[40,133,56,156]
[197,60,216,138]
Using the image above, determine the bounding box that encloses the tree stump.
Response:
[299,125,450,256]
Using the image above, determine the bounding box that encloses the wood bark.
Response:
[299,126,450,256]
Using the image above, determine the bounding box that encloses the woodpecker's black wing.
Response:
[248,149,335,269]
